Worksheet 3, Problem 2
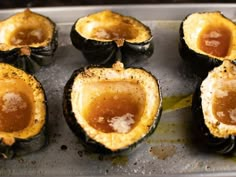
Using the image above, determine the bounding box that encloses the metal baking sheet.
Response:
[1,4,236,177]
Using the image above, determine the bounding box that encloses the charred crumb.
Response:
[77,150,83,157]
[60,145,68,151]
[31,160,36,165]
[149,147,153,153]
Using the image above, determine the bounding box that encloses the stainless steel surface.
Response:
[1,4,236,176]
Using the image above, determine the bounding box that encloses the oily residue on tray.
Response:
[149,144,176,160]
[84,150,129,165]
[147,95,195,145]
[147,121,191,144]
[162,94,192,112]
[111,156,129,165]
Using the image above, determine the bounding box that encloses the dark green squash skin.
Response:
[63,65,162,155]
[70,21,153,66]
[70,24,117,65]
[178,12,235,79]
[0,126,48,159]
[121,38,153,66]
[192,82,236,154]
[0,77,48,159]
[0,20,58,74]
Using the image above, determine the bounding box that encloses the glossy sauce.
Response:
[0,79,33,132]
[10,27,46,45]
[197,25,231,57]
[212,91,236,125]
[84,92,141,133]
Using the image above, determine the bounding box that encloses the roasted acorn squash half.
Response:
[179,11,236,78]
[63,61,162,154]
[192,60,236,154]
[0,9,58,73]
[70,10,153,66]
[0,63,47,158]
